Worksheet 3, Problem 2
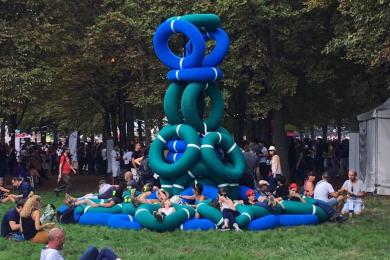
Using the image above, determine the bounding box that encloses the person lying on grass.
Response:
[153,199,176,222]
[218,188,242,232]
[178,182,206,207]
[0,178,17,203]
[20,193,56,244]
[65,181,127,208]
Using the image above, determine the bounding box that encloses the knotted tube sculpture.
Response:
[149,14,245,199]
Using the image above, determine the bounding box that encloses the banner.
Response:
[69,131,78,162]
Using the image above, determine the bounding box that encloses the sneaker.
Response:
[153,211,163,222]
[335,215,348,223]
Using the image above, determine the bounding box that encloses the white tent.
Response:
[357,98,390,195]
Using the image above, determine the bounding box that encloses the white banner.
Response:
[69,131,78,162]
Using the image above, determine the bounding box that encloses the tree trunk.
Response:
[143,107,151,146]
[337,120,342,142]
[0,119,5,144]
[137,120,143,144]
[53,127,58,146]
[110,108,118,145]
[103,109,111,141]
[8,115,18,148]
[310,126,315,139]
[125,102,134,146]
[118,92,126,148]
[273,109,291,181]
[321,125,328,140]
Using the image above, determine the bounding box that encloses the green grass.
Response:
[0,193,389,260]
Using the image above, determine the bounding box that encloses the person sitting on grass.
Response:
[218,188,242,232]
[340,170,365,217]
[257,180,276,207]
[314,172,343,210]
[1,198,26,241]
[0,179,17,203]
[273,175,289,201]
[40,228,65,260]
[12,177,33,199]
[153,199,176,222]
[20,194,56,244]
[65,181,128,208]
[178,182,206,207]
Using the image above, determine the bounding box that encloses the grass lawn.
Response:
[0,192,389,260]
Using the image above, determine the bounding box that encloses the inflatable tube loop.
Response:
[196,202,223,227]
[201,132,245,182]
[164,82,185,125]
[79,213,113,226]
[149,124,200,179]
[235,204,254,228]
[277,214,319,227]
[181,82,224,133]
[134,204,195,231]
[167,67,223,82]
[247,215,279,231]
[153,20,205,69]
[107,214,142,230]
[278,200,316,215]
[121,203,136,215]
[186,28,230,67]
[180,218,217,231]
[167,14,221,30]
[171,174,193,195]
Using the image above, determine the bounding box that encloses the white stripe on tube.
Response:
[161,184,173,188]
[205,83,209,90]
[242,212,252,221]
[173,140,178,153]
[187,144,200,150]
[173,184,184,189]
[218,183,229,188]
[206,32,211,39]
[227,143,237,154]
[201,144,214,149]
[229,183,239,187]
[173,153,178,162]
[212,67,218,81]
[217,218,224,226]
[157,135,167,144]
[183,208,190,219]
[135,208,148,218]
[84,206,91,214]
[176,124,182,138]
[312,205,317,215]
[217,132,222,144]
[179,58,184,69]
[203,122,208,134]
[175,70,180,80]
[128,215,133,222]
[187,170,195,178]
[170,20,176,33]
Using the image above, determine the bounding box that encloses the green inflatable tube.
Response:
[121,203,136,215]
[201,132,245,181]
[167,14,221,30]
[196,202,223,226]
[235,204,254,228]
[181,82,224,133]
[278,200,328,222]
[159,178,173,196]
[135,204,195,231]
[75,203,123,215]
[172,174,193,195]
[250,205,272,219]
[164,82,185,125]
[149,124,200,179]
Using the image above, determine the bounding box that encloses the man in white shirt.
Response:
[314,172,341,208]
[340,170,365,216]
[122,147,133,171]
[111,146,121,185]
[40,228,65,260]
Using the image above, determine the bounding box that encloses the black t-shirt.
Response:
[132,150,143,160]
[275,185,289,199]
[1,208,20,237]
[108,188,124,204]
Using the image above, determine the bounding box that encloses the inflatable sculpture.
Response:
[62,14,330,232]
[149,14,245,199]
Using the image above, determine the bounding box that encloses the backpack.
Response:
[56,205,76,224]
[40,204,56,224]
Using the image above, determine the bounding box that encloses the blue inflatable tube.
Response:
[153,20,205,69]
[166,152,184,163]
[277,214,318,227]
[247,215,279,231]
[180,218,217,231]
[167,140,187,153]
[186,28,230,67]
[79,213,113,226]
[107,214,142,230]
[180,185,218,201]
[167,67,222,82]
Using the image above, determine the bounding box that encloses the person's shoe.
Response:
[235,228,243,232]
[220,225,230,231]
[335,215,348,223]
[153,211,163,222]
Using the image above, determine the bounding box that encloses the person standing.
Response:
[101,144,107,175]
[111,146,121,185]
[268,146,282,191]
[242,143,258,188]
[256,141,269,181]
[0,145,7,183]
[131,143,143,182]
[122,145,133,171]
[56,148,76,195]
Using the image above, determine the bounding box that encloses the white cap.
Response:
[268,146,276,151]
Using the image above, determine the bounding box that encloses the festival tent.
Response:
[357,98,390,195]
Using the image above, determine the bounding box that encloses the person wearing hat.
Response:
[268,146,282,191]
[288,183,306,203]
